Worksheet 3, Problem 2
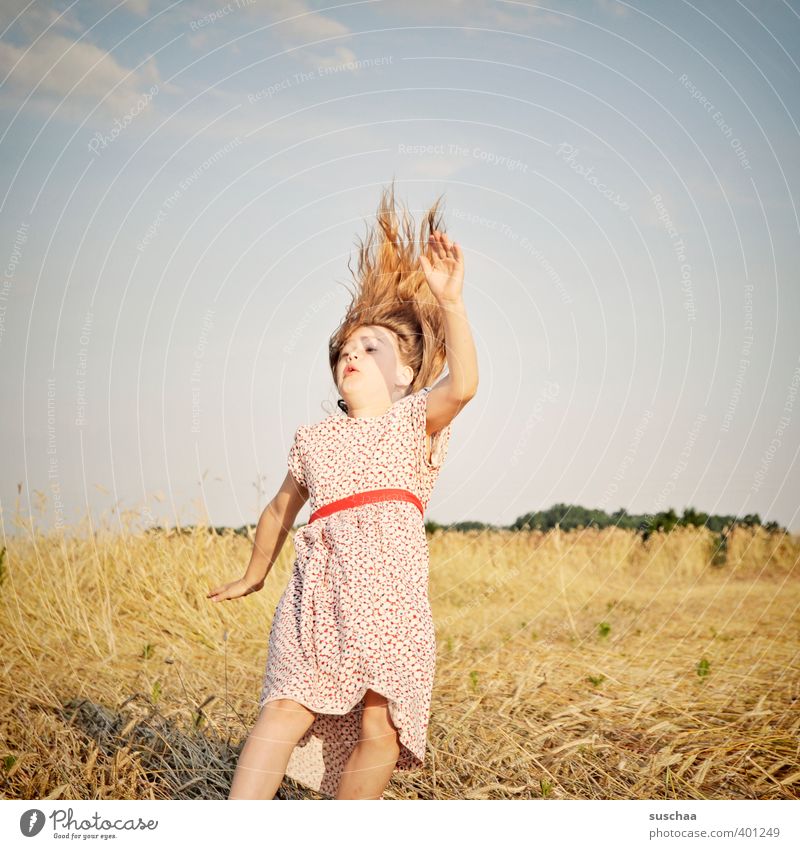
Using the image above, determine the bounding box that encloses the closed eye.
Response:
[340,345,377,359]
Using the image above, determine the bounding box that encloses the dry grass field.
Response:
[1,511,798,800]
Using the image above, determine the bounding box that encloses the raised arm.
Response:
[207,471,308,602]
[418,229,479,433]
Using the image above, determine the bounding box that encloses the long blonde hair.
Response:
[329,181,449,407]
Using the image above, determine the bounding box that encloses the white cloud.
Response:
[235,0,352,66]
[91,0,151,16]
[0,31,161,120]
[178,0,353,67]
[366,0,571,30]
[260,0,350,41]
[304,44,359,70]
[0,0,83,39]
[121,0,151,15]
[595,0,631,18]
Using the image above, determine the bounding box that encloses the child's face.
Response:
[336,324,412,402]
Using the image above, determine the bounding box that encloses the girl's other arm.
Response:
[427,295,478,434]
[207,472,308,602]
[419,230,478,433]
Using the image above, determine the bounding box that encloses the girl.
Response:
[208,184,479,800]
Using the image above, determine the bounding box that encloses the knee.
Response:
[259,699,316,736]
[262,698,314,717]
[265,698,302,711]
[358,690,401,754]
[360,717,401,755]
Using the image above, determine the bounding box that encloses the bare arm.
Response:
[207,471,308,601]
[419,230,479,433]
[426,296,478,433]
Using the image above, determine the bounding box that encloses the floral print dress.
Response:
[258,386,452,797]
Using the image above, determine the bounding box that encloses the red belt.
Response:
[308,488,423,524]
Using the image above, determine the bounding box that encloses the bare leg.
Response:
[335,689,401,800]
[228,698,316,799]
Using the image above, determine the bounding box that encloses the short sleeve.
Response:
[410,386,453,472]
[287,426,308,489]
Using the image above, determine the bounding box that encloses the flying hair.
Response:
[329,180,450,412]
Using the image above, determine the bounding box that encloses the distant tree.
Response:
[681,506,709,527]
[511,504,785,537]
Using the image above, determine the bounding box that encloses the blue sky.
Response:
[1,0,798,533]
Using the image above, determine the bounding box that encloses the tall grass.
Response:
[1,505,798,799]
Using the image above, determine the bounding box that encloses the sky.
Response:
[1,0,799,534]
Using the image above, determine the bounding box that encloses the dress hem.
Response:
[259,685,426,767]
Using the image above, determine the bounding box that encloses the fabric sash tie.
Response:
[308,487,423,524]
[297,488,424,667]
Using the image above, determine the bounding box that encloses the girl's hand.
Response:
[207,576,264,602]
[418,229,464,305]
